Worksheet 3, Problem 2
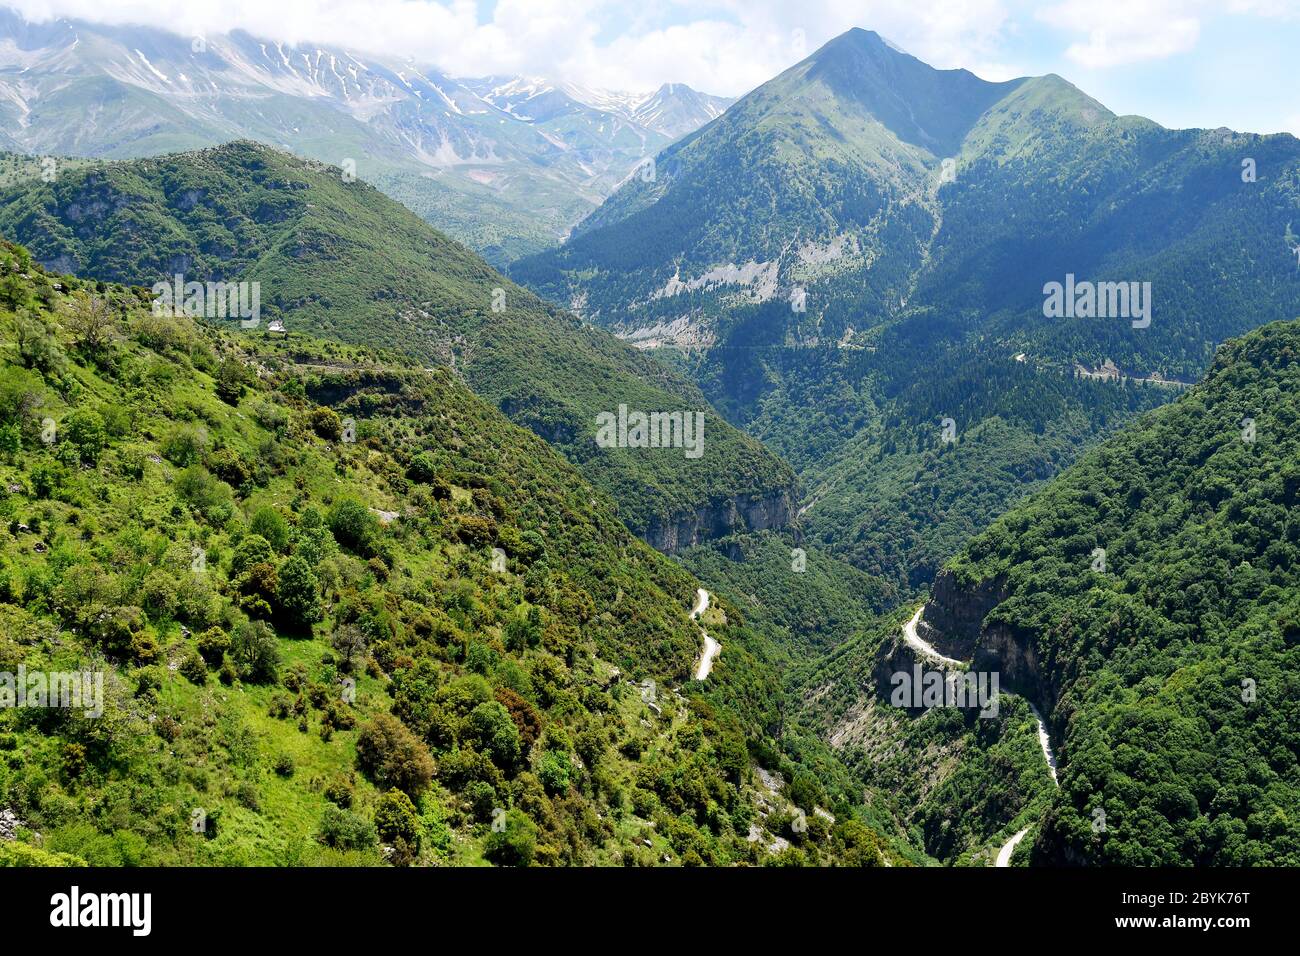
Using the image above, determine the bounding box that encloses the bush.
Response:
[140,568,179,621]
[0,842,86,867]
[407,452,438,484]
[318,806,376,851]
[355,713,435,799]
[328,499,378,556]
[162,425,209,466]
[464,781,497,822]
[208,448,251,487]
[197,626,230,667]
[537,749,572,795]
[273,753,295,777]
[229,620,280,684]
[373,790,421,865]
[249,507,290,552]
[30,461,66,500]
[276,555,321,627]
[174,467,233,523]
[468,701,521,772]
[494,687,542,753]
[215,358,250,404]
[231,534,275,577]
[483,808,537,867]
[64,409,106,464]
[178,651,208,685]
[309,406,343,441]
[324,777,355,809]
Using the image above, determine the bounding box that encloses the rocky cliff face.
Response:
[920,568,1059,712]
[919,569,1007,660]
[640,487,795,554]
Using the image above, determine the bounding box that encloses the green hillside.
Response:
[802,318,1300,866]
[678,530,895,657]
[937,318,1300,864]
[0,142,796,550]
[512,28,1300,594]
[0,240,897,866]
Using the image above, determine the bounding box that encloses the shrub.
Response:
[373,790,421,865]
[207,448,251,487]
[355,713,434,799]
[468,701,521,772]
[234,781,260,811]
[174,467,233,523]
[162,425,208,466]
[494,687,542,753]
[464,781,497,822]
[229,620,280,684]
[64,409,106,464]
[483,808,537,867]
[324,777,355,809]
[318,806,376,851]
[309,406,343,441]
[328,499,378,556]
[178,651,208,685]
[215,358,250,404]
[140,568,179,621]
[537,750,572,795]
[30,461,66,500]
[276,555,321,628]
[231,534,274,579]
[407,452,438,484]
[197,626,230,667]
[249,507,290,552]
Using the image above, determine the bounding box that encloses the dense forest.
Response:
[0,143,796,546]
[937,320,1300,864]
[0,241,897,866]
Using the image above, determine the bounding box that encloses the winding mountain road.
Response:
[995,828,1030,867]
[902,605,964,668]
[691,588,720,680]
[899,604,1060,867]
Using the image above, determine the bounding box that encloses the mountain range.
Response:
[0,7,732,264]
[514,27,1300,590]
[1,17,1298,871]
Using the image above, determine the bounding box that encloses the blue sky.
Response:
[13,0,1300,134]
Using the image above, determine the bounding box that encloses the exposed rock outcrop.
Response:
[917,568,1007,661]
[640,486,795,554]
[920,568,1060,716]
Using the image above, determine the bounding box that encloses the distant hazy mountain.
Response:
[0,7,732,264]
[462,76,731,140]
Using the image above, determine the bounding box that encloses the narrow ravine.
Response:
[691,588,720,680]
[899,604,1060,867]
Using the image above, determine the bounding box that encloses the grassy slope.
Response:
[0,242,895,866]
[0,142,795,542]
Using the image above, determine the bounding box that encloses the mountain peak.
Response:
[797,27,1026,155]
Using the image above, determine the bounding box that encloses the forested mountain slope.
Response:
[0,142,796,552]
[0,241,896,866]
[803,318,1300,865]
[0,9,730,265]
[513,27,1300,592]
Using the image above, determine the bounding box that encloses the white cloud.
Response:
[1039,0,1298,69]
[6,0,1017,93]
[1038,0,1201,67]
